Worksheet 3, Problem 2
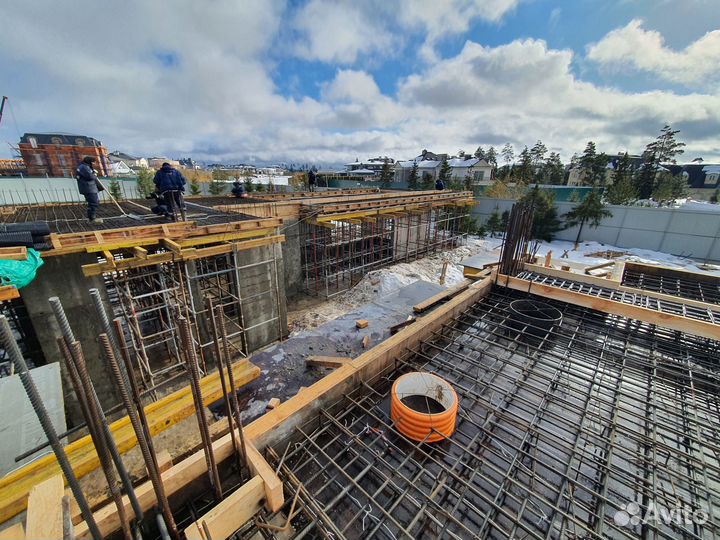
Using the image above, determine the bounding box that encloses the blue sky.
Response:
[1,0,719,164]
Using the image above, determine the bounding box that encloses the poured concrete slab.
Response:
[0,363,66,477]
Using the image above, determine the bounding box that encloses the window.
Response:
[58,155,66,166]
[705,173,719,186]
[28,137,37,148]
[33,154,44,165]
[75,138,85,147]
[51,137,62,145]
[474,171,485,182]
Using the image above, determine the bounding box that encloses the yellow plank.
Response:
[0,361,260,525]
[0,522,24,540]
[177,228,272,248]
[245,443,284,512]
[0,287,20,303]
[26,475,63,540]
[184,476,264,540]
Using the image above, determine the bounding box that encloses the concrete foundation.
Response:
[20,253,120,426]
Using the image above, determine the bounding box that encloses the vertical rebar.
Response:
[99,333,179,539]
[178,315,223,500]
[48,297,144,525]
[62,495,73,540]
[89,288,120,359]
[0,316,102,540]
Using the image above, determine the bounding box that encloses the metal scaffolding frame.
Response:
[268,287,719,540]
[105,246,283,390]
[302,205,469,298]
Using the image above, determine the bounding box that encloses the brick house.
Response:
[18,133,111,177]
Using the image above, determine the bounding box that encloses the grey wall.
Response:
[472,197,720,262]
[280,218,304,297]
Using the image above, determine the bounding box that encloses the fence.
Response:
[472,197,720,262]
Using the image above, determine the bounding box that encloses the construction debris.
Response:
[355,319,368,329]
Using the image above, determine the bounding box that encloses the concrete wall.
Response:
[472,197,720,262]
[280,218,304,297]
[20,253,120,426]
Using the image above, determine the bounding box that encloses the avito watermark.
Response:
[614,501,709,528]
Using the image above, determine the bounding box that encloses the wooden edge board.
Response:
[26,474,63,540]
[498,274,720,341]
[306,356,353,368]
[183,476,264,540]
[0,286,20,303]
[71,273,496,539]
[0,247,27,261]
[413,280,471,313]
[245,443,284,512]
[523,263,720,312]
[0,522,24,540]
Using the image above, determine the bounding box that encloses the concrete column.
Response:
[20,252,119,426]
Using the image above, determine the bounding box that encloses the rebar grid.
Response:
[276,287,719,540]
[302,206,468,297]
[622,268,720,306]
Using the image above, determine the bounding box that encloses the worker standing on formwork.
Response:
[153,162,187,219]
[76,156,104,224]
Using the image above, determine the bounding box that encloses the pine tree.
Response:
[379,159,393,188]
[634,152,657,199]
[501,143,514,167]
[486,209,502,237]
[516,146,533,183]
[474,146,485,160]
[605,153,637,204]
[519,186,562,241]
[579,142,597,185]
[209,169,228,195]
[190,177,201,195]
[564,190,612,246]
[647,124,686,164]
[485,146,497,167]
[108,179,122,200]
[408,162,419,190]
[530,140,548,167]
[136,169,155,197]
[244,176,254,192]
[652,172,688,203]
[543,152,564,184]
[438,158,451,185]
[420,172,434,190]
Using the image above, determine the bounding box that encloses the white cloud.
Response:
[1,1,718,165]
[587,19,720,89]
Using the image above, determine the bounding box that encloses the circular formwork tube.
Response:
[508,299,562,337]
[391,372,458,443]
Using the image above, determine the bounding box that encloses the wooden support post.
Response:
[26,475,63,540]
[544,251,552,268]
[245,443,283,512]
[183,476,264,540]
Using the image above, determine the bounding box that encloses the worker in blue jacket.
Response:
[76,156,104,224]
[153,163,187,218]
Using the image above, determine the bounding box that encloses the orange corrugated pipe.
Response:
[391,372,458,443]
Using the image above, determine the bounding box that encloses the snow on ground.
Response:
[289,235,720,335]
[289,237,495,334]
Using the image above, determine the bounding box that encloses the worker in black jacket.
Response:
[76,156,104,223]
[153,162,187,218]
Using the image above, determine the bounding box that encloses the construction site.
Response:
[0,187,717,540]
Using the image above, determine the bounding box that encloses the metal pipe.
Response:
[0,316,102,540]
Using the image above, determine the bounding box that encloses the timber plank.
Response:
[26,475,63,540]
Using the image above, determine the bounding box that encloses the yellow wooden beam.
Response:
[0,361,260,525]
[177,228,273,248]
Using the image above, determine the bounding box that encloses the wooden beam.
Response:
[71,274,496,539]
[498,274,720,341]
[584,261,615,274]
[0,361,260,525]
[26,475,63,540]
[183,476,264,540]
[0,522,24,540]
[132,246,148,259]
[306,356,353,368]
[0,247,27,261]
[245,443,284,512]
[0,286,20,303]
[413,280,471,314]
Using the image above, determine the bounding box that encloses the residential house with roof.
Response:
[344,156,395,178]
[447,157,494,184]
[18,132,111,177]
[109,151,148,169]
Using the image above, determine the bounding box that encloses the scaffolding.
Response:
[270,287,719,540]
[105,245,283,390]
[302,205,469,297]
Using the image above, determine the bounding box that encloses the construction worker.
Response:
[231,179,248,198]
[76,156,104,224]
[153,162,186,218]
[435,177,445,190]
[308,169,317,192]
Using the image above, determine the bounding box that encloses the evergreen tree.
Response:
[474,146,485,160]
[485,146,497,167]
[647,124,686,164]
[579,141,596,185]
[420,171,434,190]
[209,169,228,195]
[244,177,254,192]
[530,140,548,167]
[605,153,637,204]
[438,158,451,185]
[408,162,419,190]
[501,143,514,168]
[563,190,612,246]
[519,186,562,241]
[652,172,688,203]
[543,152,564,184]
[500,210,509,231]
[379,159,393,188]
[190,177,201,195]
[516,146,533,183]
[464,172,474,192]
[634,152,657,199]
[108,179,122,200]
[136,169,155,197]
[486,209,502,237]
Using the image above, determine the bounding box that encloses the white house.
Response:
[110,161,133,176]
[109,151,148,169]
[447,157,494,184]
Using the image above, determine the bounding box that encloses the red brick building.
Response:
[18,133,111,177]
